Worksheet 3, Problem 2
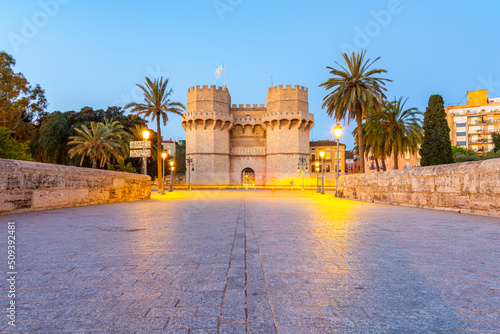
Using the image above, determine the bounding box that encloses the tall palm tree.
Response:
[67,122,122,168]
[378,98,423,169]
[125,77,185,181]
[320,50,391,173]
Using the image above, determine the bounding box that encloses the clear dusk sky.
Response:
[1,0,499,149]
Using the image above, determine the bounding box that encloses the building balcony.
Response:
[467,119,500,125]
[468,128,497,135]
[469,139,493,144]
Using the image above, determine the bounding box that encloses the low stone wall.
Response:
[337,158,500,217]
[0,159,151,215]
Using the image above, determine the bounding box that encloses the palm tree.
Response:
[103,117,133,160]
[378,98,423,169]
[68,122,122,168]
[125,77,185,182]
[363,107,390,171]
[320,50,391,173]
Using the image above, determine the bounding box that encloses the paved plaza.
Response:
[0,190,499,333]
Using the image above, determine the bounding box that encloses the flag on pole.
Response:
[215,63,224,79]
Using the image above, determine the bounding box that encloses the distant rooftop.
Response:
[310,140,346,147]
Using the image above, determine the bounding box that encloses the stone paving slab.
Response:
[0,190,499,333]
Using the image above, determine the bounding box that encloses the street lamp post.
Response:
[333,124,343,197]
[142,130,149,175]
[315,161,320,193]
[161,152,167,195]
[297,155,308,190]
[169,161,174,192]
[320,151,325,194]
[186,157,193,190]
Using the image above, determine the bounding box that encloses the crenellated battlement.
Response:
[230,104,266,111]
[267,85,308,92]
[187,85,227,92]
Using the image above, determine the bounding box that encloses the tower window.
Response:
[246,115,250,118]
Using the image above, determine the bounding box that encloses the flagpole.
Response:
[224,63,226,87]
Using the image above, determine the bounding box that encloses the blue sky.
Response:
[1,0,499,149]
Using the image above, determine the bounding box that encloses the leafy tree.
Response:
[107,156,137,173]
[175,142,186,173]
[68,122,122,168]
[320,50,391,173]
[0,126,33,160]
[419,95,453,166]
[0,51,47,133]
[492,132,500,153]
[125,77,185,182]
[30,111,71,164]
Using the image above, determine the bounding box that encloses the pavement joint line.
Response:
[220,198,244,332]
[246,198,279,333]
[244,197,249,333]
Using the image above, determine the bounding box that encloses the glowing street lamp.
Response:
[333,124,343,197]
[142,129,149,175]
[161,152,167,195]
[169,160,174,192]
[315,161,320,193]
[319,151,325,194]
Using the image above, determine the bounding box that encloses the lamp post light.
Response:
[142,130,149,175]
[315,161,320,193]
[319,151,325,194]
[161,152,167,195]
[333,124,343,197]
[186,157,193,190]
[297,155,308,190]
[169,161,174,192]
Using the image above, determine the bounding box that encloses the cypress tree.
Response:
[419,94,454,166]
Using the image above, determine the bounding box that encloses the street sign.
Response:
[130,149,151,157]
[130,141,151,149]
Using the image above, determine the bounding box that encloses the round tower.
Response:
[181,85,233,185]
[263,85,314,183]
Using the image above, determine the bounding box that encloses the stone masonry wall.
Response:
[337,158,500,217]
[0,159,151,215]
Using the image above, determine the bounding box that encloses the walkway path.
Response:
[1,190,499,333]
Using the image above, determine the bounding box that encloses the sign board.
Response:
[130,149,151,157]
[130,141,151,149]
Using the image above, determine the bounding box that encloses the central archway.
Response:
[241,168,255,186]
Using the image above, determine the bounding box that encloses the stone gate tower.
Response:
[182,85,314,185]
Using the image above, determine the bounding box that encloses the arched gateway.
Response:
[241,168,255,185]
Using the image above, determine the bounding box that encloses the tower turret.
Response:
[264,85,314,182]
[181,85,232,184]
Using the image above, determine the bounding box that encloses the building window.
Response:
[311,148,315,150]
[456,132,466,137]
[311,153,316,162]
[326,164,331,172]
[457,141,466,146]
[404,162,410,169]
[456,123,466,127]
[326,153,331,160]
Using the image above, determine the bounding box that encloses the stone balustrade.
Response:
[0,159,151,215]
[337,158,500,217]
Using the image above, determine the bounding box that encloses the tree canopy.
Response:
[419,95,453,166]
[0,51,47,134]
